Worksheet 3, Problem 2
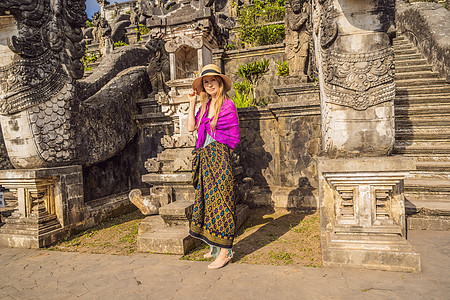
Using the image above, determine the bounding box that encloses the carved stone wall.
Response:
[312,0,396,157]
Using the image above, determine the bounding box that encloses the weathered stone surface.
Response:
[236,100,321,208]
[129,189,161,215]
[0,165,85,248]
[318,157,421,272]
[312,0,396,157]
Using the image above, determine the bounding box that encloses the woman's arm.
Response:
[187,89,197,132]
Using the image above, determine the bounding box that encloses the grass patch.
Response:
[182,208,322,267]
[47,209,144,255]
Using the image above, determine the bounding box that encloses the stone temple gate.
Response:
[1,0,449,273]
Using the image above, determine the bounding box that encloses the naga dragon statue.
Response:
[0,0,152,169]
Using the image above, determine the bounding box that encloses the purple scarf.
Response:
[195,98,240,150]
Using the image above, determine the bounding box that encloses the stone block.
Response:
[137,227,196,255]
[407,216,450,231]
[159,201,193,226]
[138,215,166,235]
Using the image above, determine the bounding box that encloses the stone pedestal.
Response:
[0,166,84,248]
[318,157,421,272]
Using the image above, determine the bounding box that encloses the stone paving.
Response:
[1,230,449,300]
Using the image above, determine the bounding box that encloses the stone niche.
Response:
[175,45,198,79]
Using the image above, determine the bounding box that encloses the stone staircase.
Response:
[393,34,450,226]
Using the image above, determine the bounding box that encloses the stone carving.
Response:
[323,48,395,110]
[145,36,170,96]
[92,14,113,55]
[129,189,161,215]
[285,0,311,79]
[313,0,396,157]
[165,35,203,53]
[130,4,140,26]
[0,1,152,169]
[319,0,338,49]
[145,158,163,173]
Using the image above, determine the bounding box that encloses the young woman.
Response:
[187,64,240,269]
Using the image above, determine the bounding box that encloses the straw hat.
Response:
[192,64,232,93]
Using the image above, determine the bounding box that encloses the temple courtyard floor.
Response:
[0,230,449,299]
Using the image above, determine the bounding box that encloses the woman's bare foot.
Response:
[203,252,213,259]
[208,248,231,269]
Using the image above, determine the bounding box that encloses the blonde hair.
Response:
[195,76,229,133]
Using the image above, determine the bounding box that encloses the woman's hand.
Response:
[188,89,197,106]
[187,89,198,132]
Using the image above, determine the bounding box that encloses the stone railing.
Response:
[397,0,450,81]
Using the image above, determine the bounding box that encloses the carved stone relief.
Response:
[285,0,311,79]
[322,48,395,110]
[145,36,170,96]
[313,0,396,157]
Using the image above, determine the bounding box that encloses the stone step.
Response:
[328,233,413,252]
[133,112,170,123]
[395,106,450,116]
[395,116,450,126]
[394,53,423,61]
[393,41,414,49]
[396,64,433,73]
[396,85,450,96]
[393,35,407,41]
[159,201,194,226]
[395,71,441,81]
[394,144,450,155]
[137,226,197,255]
[395,94,450,104]
[394,48,418,55]
[404,178,450,212]
[395,58,428,67]
[135,97,157,105]
[415,161,450,172]
[395,78,448,87]
[334,225,402,236]
[138,215,167,235]
[393,40,409,46]
[395,130,450,141]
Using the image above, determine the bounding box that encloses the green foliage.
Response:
[236,0,286,47]
[126,10,131,14]
[86,20,94,28]
[135,24,151,35]
[82,52,99,72]
[276,60,289,77]
[232,58,270,107]
[113,40,128,48]
[224,43,238,51]
[232,87,253,108]
[237,58,270,87]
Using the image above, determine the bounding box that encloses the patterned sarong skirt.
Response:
[189,142,236,249]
